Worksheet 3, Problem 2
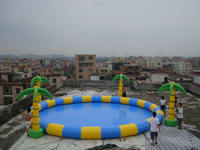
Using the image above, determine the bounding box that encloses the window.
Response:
[89,69,93,72]
[79,75,83,79]
[89,56,93,60]
[16,88,21,94]
[4,97,13,104]
[53,78,57,83]
[79,63,85,67]
[3,87,12,95]
[79,56,85,61]
[79,63,93,67]
[79,69,83,72]
[8,75,12,82]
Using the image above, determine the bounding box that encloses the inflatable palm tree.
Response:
[31,76,49,87]
[17,86,52,138]
[112,73,129,97]
[31,76,49,102]
[158,81,186,126]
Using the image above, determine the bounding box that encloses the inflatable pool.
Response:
[38,96,164,139]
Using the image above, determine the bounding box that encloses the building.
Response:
[48,74,65,88]
[0,83,25,104]
[40,59,51,66]
[90,75,100,81]
[125,64,141,80]
[96,63,112,74]
[145,57,163,69]
[172,61,192,75]
[112,62,124,74]
[192,70,200,85]
[0,60,12,72]
[75,54,96,80]
[149,73,168,84]
[37,67,55,77]
[0,72,30,104]
[130,56,146,68]
[16,72,32,79]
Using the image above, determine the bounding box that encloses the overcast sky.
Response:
[0,0,200,57]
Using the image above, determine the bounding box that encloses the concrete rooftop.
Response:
[1,88,200,150]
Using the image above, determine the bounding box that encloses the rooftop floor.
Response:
[1,88,200,150]
[9,125,200,150]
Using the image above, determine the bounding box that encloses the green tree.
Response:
[112,73,129,96]
[17,86,52,138]
[158,81,186,126]
[31,76,50,102]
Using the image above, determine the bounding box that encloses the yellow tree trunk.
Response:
[118,79,123,97]
[31,94,40,130]
[167,88,175,120]
[37,93,42,103]
[36,81,42,103]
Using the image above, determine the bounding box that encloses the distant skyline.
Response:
[0,0,200,57]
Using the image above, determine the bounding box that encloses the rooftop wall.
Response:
[64,80,120,89]
[0,85,57,126]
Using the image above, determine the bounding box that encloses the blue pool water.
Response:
[39,103,152,128]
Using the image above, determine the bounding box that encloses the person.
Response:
[122,86,126,97]
[150,112,160,146]
[177,102,183,129]
[24,107,32,136]
[160,96,166,115]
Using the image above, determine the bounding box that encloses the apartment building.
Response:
[75,54,96,80]
[125,64,141,80]
[0,83,24,104]
[37,67,55,76]
[172,61,192,75]
[145,57,163,69]
[192,70,200,85]
[48,74,65,88]
[149,73,168,84]
[0,72,29,104]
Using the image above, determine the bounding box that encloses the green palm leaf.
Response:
[157,83,171,94]
[174,83,187,95]
[157,82,187,95]
[112,74,121,82]
[38,88,53,99]
[112,74,130,82]
[17,87,34,100]
[122,75,130,83]
[169,83,174,94]
[31,76,49,87]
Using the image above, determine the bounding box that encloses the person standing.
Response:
[160,96,166,115]
[24,107,32,136]
[177,102,183,129]
[150,112,160,146]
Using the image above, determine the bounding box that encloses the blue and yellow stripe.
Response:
[39,96,164,139]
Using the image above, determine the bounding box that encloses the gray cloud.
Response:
[0,0,200,56]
